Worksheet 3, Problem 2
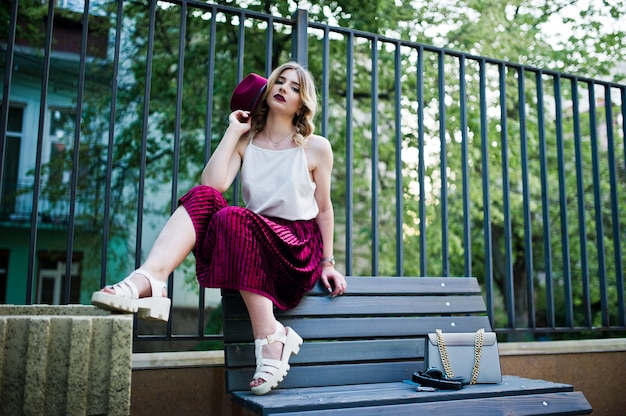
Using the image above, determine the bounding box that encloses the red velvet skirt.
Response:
[178,185,323,310]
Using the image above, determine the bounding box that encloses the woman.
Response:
[91,62,347,395]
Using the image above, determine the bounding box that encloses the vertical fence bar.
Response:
[199,5,218,336]
[166,0,187,336]
[479,59,494,324]
[27,0,56,304]
[553,74,574,328]
[499,63,515,329]
[236,11,246,78]
[437,50,449,276]
[394,43,403,276]
[0,0,18,192]
[265,16,274,76]
[500,64,513,328]
[517,68,535,328]
[291,9,308,68]
[459,56,471,277]
[232,10,247,207]
[622,87,626,185]
[604,85,624,327]
[203,5,217,164]
[417,47,426,276]
[536,72,555,328]
[571,78,592,327]
[171,1,187,243]
[344,32,354,276]
[370,38,379,275]
[619,86,626,326]
[100,0,124,288]
[320,26,330,138]
[63,0,91,304]
[135,1,157,269]
[587,82,609,326]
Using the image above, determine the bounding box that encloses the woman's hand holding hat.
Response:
[228,110,252,136]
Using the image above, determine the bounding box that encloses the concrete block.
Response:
[0,305,133,416]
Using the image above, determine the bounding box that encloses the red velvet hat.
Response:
[229,73,268,113]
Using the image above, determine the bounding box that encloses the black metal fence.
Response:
[1,0,625,349]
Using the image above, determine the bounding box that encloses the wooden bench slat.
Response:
[225,338,426,367]
[230,376,589,416]
[223,294,487,318]
[223,315,493,342]
[274,392,592,416]
[303,276,482,296]
[227,361,420,391]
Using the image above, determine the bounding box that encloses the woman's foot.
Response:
[99,270,168,298]
[91,269,171,322]
[250,331,284,388]
[250,322,303,395]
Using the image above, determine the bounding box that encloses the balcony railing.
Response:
[0,180,95,226]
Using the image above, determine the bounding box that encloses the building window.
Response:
[48,108,75,188]
[1,106,23,217]
[37,252,82,304]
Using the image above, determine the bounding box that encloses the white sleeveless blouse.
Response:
[241,143,319,220]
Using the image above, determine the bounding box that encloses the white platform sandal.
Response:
[251,324,303,396]
[91,269,171,322]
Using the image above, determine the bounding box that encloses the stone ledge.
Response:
[132,350,224,369]
[0,305,132,416]
[499,337,626,356]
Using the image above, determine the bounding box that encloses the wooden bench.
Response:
[222,277,592,415]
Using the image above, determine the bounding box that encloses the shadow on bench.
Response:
[222,277,592,415]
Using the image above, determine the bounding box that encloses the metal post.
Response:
[291,9,308,67]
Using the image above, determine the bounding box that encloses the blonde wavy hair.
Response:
[249,62,317,146]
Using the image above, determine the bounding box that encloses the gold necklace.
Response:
[265,129,294,147]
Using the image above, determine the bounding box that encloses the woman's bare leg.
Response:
[102,205,196,297]
[240,290,284,388]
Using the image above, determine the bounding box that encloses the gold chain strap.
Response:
[435,329,455,378]
[470,328,484,384]
[436,328,485,385]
